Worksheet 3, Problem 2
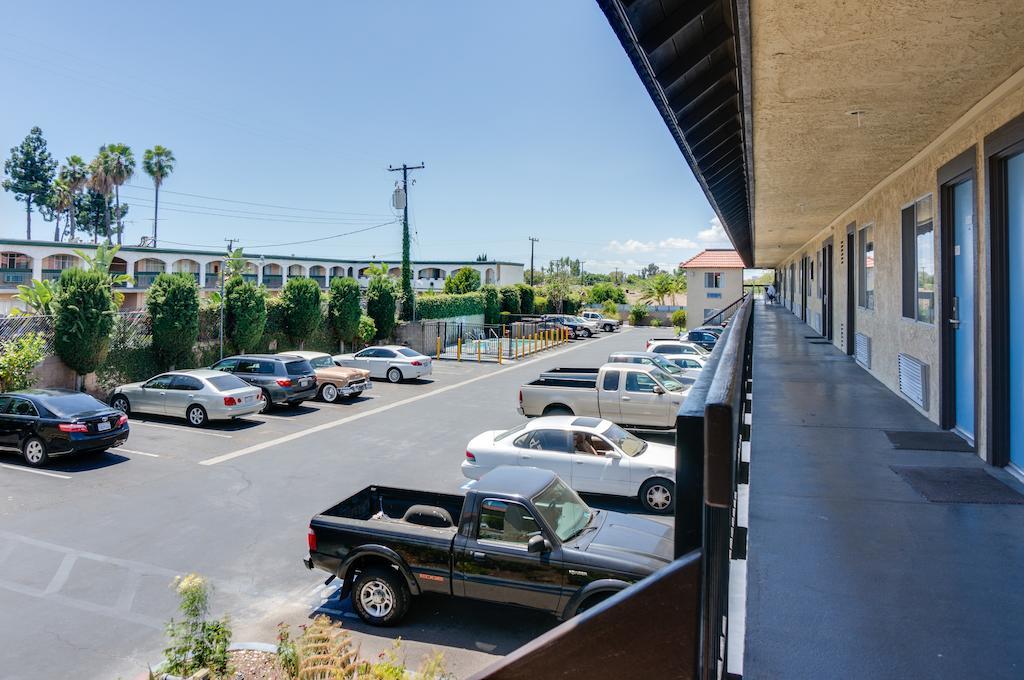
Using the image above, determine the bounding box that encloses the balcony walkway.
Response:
[745,303,1024,680]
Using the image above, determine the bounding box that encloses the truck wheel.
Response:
[582,328,592,338]
[352,566,410,626]
[543,405,573,416]
[640,478,675,514]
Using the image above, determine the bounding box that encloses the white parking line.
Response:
[132,421,233,438]
[200,329,631,466]
[0,463,71,479]
[117,448,160,458]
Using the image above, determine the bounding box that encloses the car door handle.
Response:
[471,551,487,561]
[621,396,631,401]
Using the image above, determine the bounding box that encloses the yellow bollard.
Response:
[477,339,481,362]
[457,337,462,362]
[498,339,503,365]
[436,336,441,358]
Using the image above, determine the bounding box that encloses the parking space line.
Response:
[0,463,72,479]
[117,448,160,458]
[132,421,233,438]
[200,329,630,466]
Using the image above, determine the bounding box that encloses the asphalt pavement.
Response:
[0,326,678,679]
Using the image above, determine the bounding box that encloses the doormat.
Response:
[891,466,1024,504]
[885,430,974,452]
[808,340,832,344]
[804,335,822,339]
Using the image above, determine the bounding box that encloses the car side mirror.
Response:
[605,450,622,459]
[527,534,551,554]
[653,385,665,395]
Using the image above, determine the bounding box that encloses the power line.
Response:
[122,193,390,223]
[123,183,391,217]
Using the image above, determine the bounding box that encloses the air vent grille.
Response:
[855,332,871,368]
[898,353,929,410]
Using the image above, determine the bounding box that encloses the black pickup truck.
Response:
[304,466,672,626]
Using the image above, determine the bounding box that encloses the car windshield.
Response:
[532,478,593,542]
[601,423,648,456]
[651,367,686,392]
[285,360,314,376]
[648,355,683,375]
[40,393,106,417]
[308,356,334,369]
[208,375,250,391]
[396,348,422,358]
[494,423,529,441]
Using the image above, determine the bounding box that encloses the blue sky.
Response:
[0,1,728,273]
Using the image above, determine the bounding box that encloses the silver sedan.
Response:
[110,369,264,427]
[332,345,433,383]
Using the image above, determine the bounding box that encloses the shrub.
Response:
[533,294,548,314]
[499,286,521,315]
[588,282,626,305]
[415,292,484,320]
[601,299,619,318]
[264,296,286,342]
[366,276,397,340]
[280,276,322,346]
[629,303,649,326]
[499,311,511,325]
[163,574,231,679]
[147,273,200,370]
[562,293,582,316]
[356,314,376,345]
[0,332,46,391]
[515,283,535,314]
[444,267,481,294]
[650,318,662,327]
[327,277,361,346]
[225,276,266,353]
[671,308,687,330]
[54,267,117,379]
[480,284,500,324]
[95,317,163,392]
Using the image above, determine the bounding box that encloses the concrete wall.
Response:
[684,267,743,325]
[773,66,1024,462]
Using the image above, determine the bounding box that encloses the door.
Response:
[823,241,834,340]
[598,369,623,423]
[620,370,671,427]
[1007,152,1024,469]
[943,178,976,442]
[846,229,856,355]
[136,374,174,414]
[4,397,39,448]
[569,432,629,495]
[166,374,203,418]
[454,498,563,611]
[513,429,575,482]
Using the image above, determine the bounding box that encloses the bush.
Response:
[366,276,397,340]
[54,268,117,378]
[225,276,266,353]
[416,292,484,320]
[163,574,231,679]
[588,282,626,305]
[327,277,361,346]
[480,284,500,324]
[601,299,619,318]
[281,276,322,346]
[671,308,687,330]
[515,283,535,314]
[0,332,46,391]
[147,273,200,370]
[444,266,481,294]
[629,303,649,326]
[562,293,582,316]
[650,318,662,327]
[533,294,548,314]
[499,311,511,325]
[356,314,376,345]
[499,286,521,315]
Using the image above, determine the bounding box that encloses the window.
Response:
[0,252,31,269]
[857,225,875,309]
[171,375,203,391]
[601,370,620,391]
[703,308,721,322]
[396,348,422,357]
[285,360,313,375]
[212,359,237,373]
[704,272,722,289]
[625,372,658,393]
[308,355,334,369]
[208,375,249,391]
[8,398,38,417]
[477,499,542,545]
[901,196,935,323]
[513,429,572,452]
[144,375,175,389]
[532,479,592,542]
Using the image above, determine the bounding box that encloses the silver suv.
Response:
[210,354,318,410]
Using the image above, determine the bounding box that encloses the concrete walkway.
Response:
[744,303,1024,680]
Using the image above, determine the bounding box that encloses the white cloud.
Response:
[583,258,680,274]
[697,216,730,246]
[605,236,698,254]
[605,239,656,254]
[658,237,698,249]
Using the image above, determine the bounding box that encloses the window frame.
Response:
[703,271,722,289]
[857,223,876,310]
[476,498,544,548]
[901,194,936,324]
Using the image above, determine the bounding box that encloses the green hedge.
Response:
[480,285,500,324]
[499,286,521,315]
[415,292,484,319]
[515,283,535,314]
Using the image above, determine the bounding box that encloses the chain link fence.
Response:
[0,311,151,354]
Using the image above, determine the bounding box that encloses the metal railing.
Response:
[263,274,283,288]
[703,294,747,327]
[416,320,568,362]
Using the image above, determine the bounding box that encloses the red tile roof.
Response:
[679,249,745,269]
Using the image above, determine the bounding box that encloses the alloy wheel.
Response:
[187,406,206,426]
[646,484,672,511]
[359,579,395,618]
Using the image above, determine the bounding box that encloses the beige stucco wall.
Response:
[773,67,1024,461]
[685,267,744,327]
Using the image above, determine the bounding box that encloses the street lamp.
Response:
[219,253,265,359]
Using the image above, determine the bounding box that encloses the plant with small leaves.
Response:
[54,268,117,380]
[281,276,322,347]
[3,126,57,239]
[443,267,480,294]
[0,332,46,391]
[671,309,687,331]
[356,314,376,347]
[628,303,649,326]
[163,574,232,679]
[277,622,299,679]
[327,277,361,349]
[225,276,267,353]
[366,276,397,341]
[601,299,619,318]
[148,273,200,370]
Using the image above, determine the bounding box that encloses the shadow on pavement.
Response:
[129,414,264,432]
[0,449,130,473]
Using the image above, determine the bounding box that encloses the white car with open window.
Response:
[461,416,676,513]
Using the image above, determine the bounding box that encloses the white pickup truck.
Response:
[517,363,690,430]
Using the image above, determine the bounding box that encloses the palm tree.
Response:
[49,177,73,241]
[88,147,115,244]
[142,146,175,247]
[642,272,675,306]
[104,143,135,245]
[60,155,88,240]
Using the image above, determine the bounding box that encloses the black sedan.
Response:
[0,389,129,467]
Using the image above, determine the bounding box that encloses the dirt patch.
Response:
[229,649,287,680]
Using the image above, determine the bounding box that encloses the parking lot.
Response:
[0,326,678,679]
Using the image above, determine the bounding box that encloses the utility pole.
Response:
[388,163,425,320]
[529,237,539,286]
[220,238,237,360]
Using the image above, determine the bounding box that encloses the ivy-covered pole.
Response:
[388,163,424,321]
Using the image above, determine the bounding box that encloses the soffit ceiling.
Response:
[752,0,1024,267]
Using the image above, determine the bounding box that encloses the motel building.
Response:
[476,2,1024,680]
[679,248,745,324]
[0,238,523,314]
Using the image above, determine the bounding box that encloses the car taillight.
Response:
[276,378,292,387]
[466,450,476,462]
[116,414,128,427]
[307,527,317,552]
[223,396,239,406]
[59,422,88,433]
[410,360,422,366]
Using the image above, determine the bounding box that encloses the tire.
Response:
[351,566,411,626]
[582,328,593,338]
[640,478,675,514]
[286,400,304,407]
[22,436,49,468]
[186,404,208,427]
[386,367,403,383]
[260,389,273,413]
[604,324,615,332]
[575,591,614,616]
[319,383,339,403]
[111,395,130,415]
[543,404,574,416]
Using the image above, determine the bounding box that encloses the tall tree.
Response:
[142,145,175,246]
[105,143,135,245]
[48,177,73,241]
[60,156,88,240]
[88,147,115,244]
[2,127,57,239]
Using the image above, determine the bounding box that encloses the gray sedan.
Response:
[332,345,433,383]
[110,370,264,427]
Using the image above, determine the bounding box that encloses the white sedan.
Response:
[333,345,432,383]
[461,416,676,514]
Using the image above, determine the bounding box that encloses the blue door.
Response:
[952,180,975,441]
[1008,153,1024,469]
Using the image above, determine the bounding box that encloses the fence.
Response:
[0,311,150,354]
[414,320,571,363]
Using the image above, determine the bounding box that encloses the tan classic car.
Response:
[276,351,371,402]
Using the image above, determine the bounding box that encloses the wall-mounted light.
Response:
[846,109,867,128]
